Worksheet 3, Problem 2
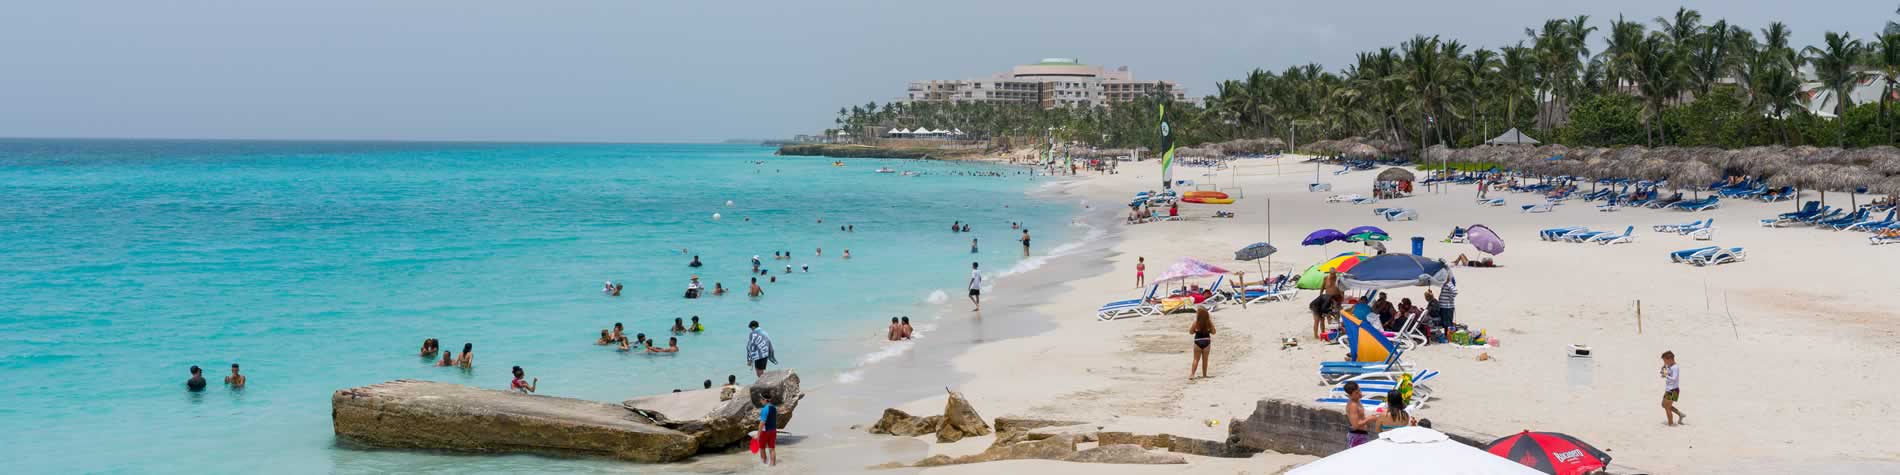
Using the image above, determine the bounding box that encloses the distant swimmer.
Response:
[971,238,979,254]
[672,318,688,334]
[690,316,705,332]
[618,337,632,351]
[951,221,961,233]
[225,363,246,388]
[438,350,455,366]
[712,282,727,295]
[785,264,792,274]
[458,343,474,369]
[962,224,970,232]
[769,276,777,283]
[842,249,851,259]
[186,365,207,392]
[689,256,703,267]
[613,322,627,344]
[420,338,439,358]
[848,225,854,232]
[635,333,650,348]
[647,337,680,353]
[749,277,764,297]
[753,255,762,271]
[510,366,538,394]
[801,264,808,273]
[816,248,822,257]
[685,276,703,299]
[596,329,614,345]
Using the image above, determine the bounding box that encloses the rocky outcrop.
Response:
[331,380,697,463]
[1065,444,1187,464]
[952,434,1078,463]
[867,408,942,437]
[993,416,1088,434]
[623,370,803,450]
[937,390,992,443]
[1227,397,1490,457]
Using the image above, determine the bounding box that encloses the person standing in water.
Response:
[967,262,983,311]
[510,366,537,394]
[970,238,978,254]
[224,363,246,388]
[457,343,473,369]
[1019,229,1031,257]
[186,365,207,392]
[749,277,763,297]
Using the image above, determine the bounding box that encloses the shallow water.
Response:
[0,139,1075,473]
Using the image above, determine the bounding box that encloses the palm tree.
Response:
[1461,48,1499,143]
[1602,15,1647,94]
[1872,33,1900,142]
[1804,32,1868,121]
[1631,33,1685,146]
[1499,43,1535,130]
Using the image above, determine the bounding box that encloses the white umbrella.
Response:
[1288,427,1544,475]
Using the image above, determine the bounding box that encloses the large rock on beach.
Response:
[867,408,942,437]
[331,380,697,462]
[1064,444,1188,464]
[623,370,803,450]
[954,434,1078,463]
[936,390,993,443]
[993,416,1088,434]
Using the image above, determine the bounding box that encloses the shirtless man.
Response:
[647,337,680,353]
[887,317,903,341]
[1344,382,1375,447]
[749,277,764,297]
[224,363,246,388]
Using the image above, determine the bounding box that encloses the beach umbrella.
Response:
[1467,224,1505,255]
[1347,231,1390,242]
[1233,242,1279,288]
[1296,252,1368,289]
[1338,254,1451,290]
[1346,225,1387,237]
[1303,229,1347,246]
[1290,427,1544,475]
[1485,431,1612,475]
[1376,167,1415,182]
[1670,161,1718,198]
[1150,257,1231,285]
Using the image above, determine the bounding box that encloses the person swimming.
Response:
[689,316,705,332]
[749,277,763,297]
[437,350,455,367]
[712,282,726,295]
[613,322,627,343]
[618,337,631,351]
[186,365,207,392]
[769,276,776,283]
[646,337,679,353]
[420,338,439,358]
[671,318,688,334]
[801,264,808,272]
[784,264,792,274]
[596,329,614,345]
[951,221,961,232]
[634,333,649,348]
[816,247,822,256]
[689,255,703,267]
[685,276,703,299]
[842,249,851,259]
[961,223,970,232]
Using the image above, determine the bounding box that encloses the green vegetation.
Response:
[823,5,1900,152]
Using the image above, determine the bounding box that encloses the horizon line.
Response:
[0,135,758,146]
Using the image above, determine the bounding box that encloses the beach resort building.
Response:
[906,58,1188,109]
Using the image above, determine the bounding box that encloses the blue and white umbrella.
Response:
[1339,254,1451,290]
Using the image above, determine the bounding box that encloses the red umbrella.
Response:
[1485,431,1611,475]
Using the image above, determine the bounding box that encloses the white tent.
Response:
[1288,427,1542,475]
[1484,128,1541,145]
[888,128,906,135]
[951,128,965,135]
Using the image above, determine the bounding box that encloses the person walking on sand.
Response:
[1343,382,1374,447]
[1135,257,1146,288]
[746,321,777,378]
[1661,351,1687,426]
[1188,307,1215,379]
[967,262,983,311]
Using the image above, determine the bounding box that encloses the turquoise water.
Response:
[0,139,1076,473]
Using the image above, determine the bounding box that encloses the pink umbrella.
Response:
[1151,257,1231,284]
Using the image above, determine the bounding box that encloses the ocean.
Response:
[0,139,1083,473]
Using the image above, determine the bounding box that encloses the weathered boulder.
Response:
[912,455,956,467]
[1064,444,1188,464]
[993,416,1087,434]
[623,370,803,450]
[1169,435,1259,458]
[953,434,1077,463]
[1097,431,1173,449]
[867,408,942,437]
[990,423,1098,448]
[936,390,992,443]
[332,380,697,463]
[1228,398,1348,456]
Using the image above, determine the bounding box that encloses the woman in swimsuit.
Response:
[1134,257,1145,288]
[457,343,473,369]
[1188,307,1215,379]
[1375,390,1415,433]
[671,318,688,334]
[420,338,438,358]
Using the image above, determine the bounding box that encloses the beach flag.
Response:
[1157,103,1175,190]
[1342,312,1395,363]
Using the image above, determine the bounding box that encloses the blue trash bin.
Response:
[1411,236,1425,256]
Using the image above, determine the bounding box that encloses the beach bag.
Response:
[1397,373,1415,405]
[749,435,760,454]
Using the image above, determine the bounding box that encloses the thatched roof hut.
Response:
[1376,167,1416,182]
[1343,143,1380,157]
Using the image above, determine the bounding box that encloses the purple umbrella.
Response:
[1347,225,1387,237]
[1468,224,1505,255]
[1303,229,1346,246]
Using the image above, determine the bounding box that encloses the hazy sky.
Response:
[0,1,1887,142]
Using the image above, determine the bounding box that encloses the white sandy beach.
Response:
[868,155,1900,474]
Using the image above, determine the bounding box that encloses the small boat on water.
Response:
[875,167,895,173]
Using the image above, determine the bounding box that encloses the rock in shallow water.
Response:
[331,380,697,463]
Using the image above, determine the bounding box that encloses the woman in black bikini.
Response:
[1188,307,1215,379]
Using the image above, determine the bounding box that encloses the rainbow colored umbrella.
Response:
[1296,252,1369,289]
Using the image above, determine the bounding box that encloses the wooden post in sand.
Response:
[1636,300,1643,334]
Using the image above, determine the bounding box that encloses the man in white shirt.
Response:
[968,262,983,311]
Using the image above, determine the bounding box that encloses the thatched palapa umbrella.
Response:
[1671,161,1718,199]
[1377,167,1416,182]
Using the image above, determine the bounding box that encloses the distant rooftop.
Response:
[1037,58,1082,65]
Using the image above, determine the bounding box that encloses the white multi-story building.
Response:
[907,58,1187,109]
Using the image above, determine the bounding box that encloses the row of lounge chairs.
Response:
[1372,207,1417,221]
[1651,219,1715,240]
[1327,193,1379,205]
[1098,274,1273,321]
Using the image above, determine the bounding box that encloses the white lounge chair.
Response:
[1382,208,1418,221]
[1588,226,1635,245]
[1691,247,1746,266]
[1521,201,1555,213]
[1478,198,1505,206]
[1326,194,1363,203]
[1097,285,1161,321]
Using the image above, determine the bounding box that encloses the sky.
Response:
[0,1,1889,143]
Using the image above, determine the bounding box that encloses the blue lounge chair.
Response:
[1564,229,1612,242]
[1539,226,1583,241]
[1478,198,1505,206]
[1820,209,1870,230]
[1691,247,1746,266]
[1588,226,1636,245]
[1844,210,1897,232]
[1669,246,1720,263]
[1522,201,1555,213]
[1653,219,1704,233]
[1097,284,1161,321]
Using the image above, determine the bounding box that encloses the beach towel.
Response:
[747,329,777,364]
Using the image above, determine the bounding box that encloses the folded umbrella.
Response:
[1339,254,1451,290]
